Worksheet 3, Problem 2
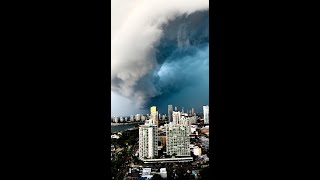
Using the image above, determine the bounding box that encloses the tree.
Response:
[199,167,209,179]
[151,174,163,180]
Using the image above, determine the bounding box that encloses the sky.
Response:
[111,0,209,117]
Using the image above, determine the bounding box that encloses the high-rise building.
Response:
[165,122,190,157]
[175,106,178,111]
[139,124,158,159]
[150,106,158,126]
[135,114,141,121]
[168,105,173,122]
[191,108,194,115]
[120,117,124,122]
[172,111,181,125]
[130,115,134,122]
[162,114,166,121]
[150,106,157,113]
[114,116,118,123]
[203,105,209,124]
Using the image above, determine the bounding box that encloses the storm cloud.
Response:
[111,0,209,115]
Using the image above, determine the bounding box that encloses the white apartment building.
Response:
[139,124,158,159]
[203,105,209,124]
[135,114,141,121]
[165,122,190,157]
[114,116,118,123]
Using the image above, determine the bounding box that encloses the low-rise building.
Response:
[142,168,151,176]
[200,125,209,134]
[160,168,167,179]
[200,136,209,149]
[201,154,209,163]
[111,134,120,139]
[190,125,197,134]
[193,146,202,156]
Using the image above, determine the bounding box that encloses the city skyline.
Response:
[111,104,208,118]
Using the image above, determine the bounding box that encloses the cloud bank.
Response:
[111,0,209,115]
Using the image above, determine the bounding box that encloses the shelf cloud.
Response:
[111,0,209,115]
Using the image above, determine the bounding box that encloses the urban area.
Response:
[111,105,209,180]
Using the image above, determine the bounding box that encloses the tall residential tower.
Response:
[168,105,173,122]
[150,106,159,126]
[139,122,158,159]
[203,105,209,124]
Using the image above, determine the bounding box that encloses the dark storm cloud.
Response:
[111,0,209,115]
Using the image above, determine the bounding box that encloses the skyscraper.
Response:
[175,106,178,111]
[168,105,173,122]
[162,114,166,121]
[114,116,118,123]
[150,106,157,113]
[139,124,158,159]
[203,105,209,124]
[150,106,158,126]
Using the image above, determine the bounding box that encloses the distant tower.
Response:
[191,108,195,115]
[182,107,184,114]
[203,105,209,124]
[175,106,178,111]
[168,105,173,122]
[172,111,181,125]
[150,106,158,126]
[135,114,141,121]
